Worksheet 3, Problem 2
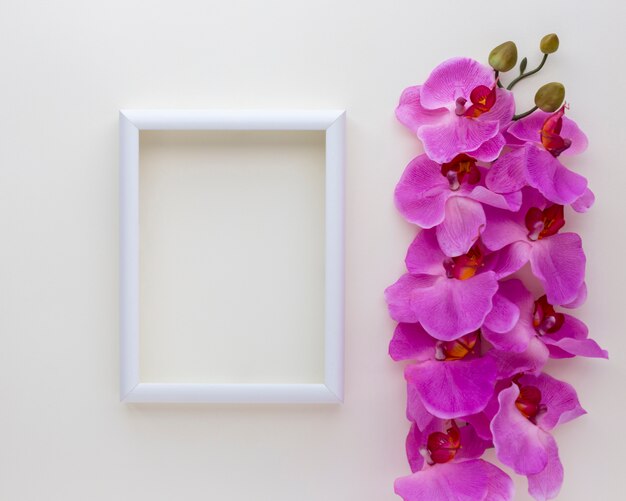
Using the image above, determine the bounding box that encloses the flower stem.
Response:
[495,71,503,88]
[506,54,548,90]
[513,106,538,121]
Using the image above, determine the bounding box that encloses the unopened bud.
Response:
[489,41,518,72]
[540,33,559,54]
[534,82,565,112]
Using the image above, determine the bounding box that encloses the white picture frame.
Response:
[119,109,345,404]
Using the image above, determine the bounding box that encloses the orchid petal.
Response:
[394,460,512,501]
[463,412,493,441]
[389,322,436,362]
[518,373,586,431]
[385,274,432,323]
[456,424,492,462]
[482,279,535,352]
[571,187,595,213]
[485,147,529,194]
[405,357,497,418]
[527,433,564,501]
[407,384,435,430]
[479,88,515,126]
[483,287,521,334]
[405,229,447,276]
[524,144,588,205]
[530,233,586,306]
[465,133,506,162]
[420,57,495,109]
[419,116,500,164]
[409,272,499,341]
[489,337,549,379]
[507,110,588,156]
[542,314,608,359]
[468,185,522,211]
[491,385,550,475]
[562,282,587,309]
[396,85,449,134]
[406,422,426,473]
[481,205,528,251]
[394,154,451,227]
[483,241,532,280]
[436,196,485,257]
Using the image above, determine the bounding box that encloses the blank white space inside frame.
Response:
[120,110,345,403]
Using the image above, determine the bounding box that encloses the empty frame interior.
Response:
[138,130,326,384]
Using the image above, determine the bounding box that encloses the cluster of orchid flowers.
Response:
[385,35,607,501]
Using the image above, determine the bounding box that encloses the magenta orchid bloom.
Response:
[396,58,515,164]
[388,38,606,501]
[395,153,521,256]
[385,229,528,340]
[395,419,513,501]
[481,188,585,305]
[390,323,497,418]
[486,106,592,208]
[491,373,586,500]
[483,279,608,358]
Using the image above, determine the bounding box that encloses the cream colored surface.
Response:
[139,131,325,384]
[0,1,624,500]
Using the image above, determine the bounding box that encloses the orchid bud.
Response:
[488,41,518,72]
[540,33,560,54]
[534,82,565,112]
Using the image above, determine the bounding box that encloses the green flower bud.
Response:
[489,41,518,72]
[519,57,528,74]
[540,34,559,54]
[534,82,565,112]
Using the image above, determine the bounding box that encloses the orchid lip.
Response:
[514,384,544,421]
[426,422,461,464]
[533,295,565,335]
[443,243,484,280]
[541,105,573,157]
[436,331,481,361]
[525,205,565,241]
[441,154,481,189]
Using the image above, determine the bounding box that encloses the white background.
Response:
[1,0,624,499]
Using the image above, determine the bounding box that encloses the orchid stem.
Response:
[513,106,538,121]
[506,54,548,90]
[495,71,503,88]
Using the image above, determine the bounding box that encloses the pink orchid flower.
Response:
[491,373,586,500]
[486,106,592,209]
[483,279,608,358]
[390,323,497,418]
[396,57,515,164]
[395,153,521,256]
[385,229,529,340]
[395,419,513,501]
[481,188,585,306]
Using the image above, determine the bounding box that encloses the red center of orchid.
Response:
[441,154,481,191]
[533,295,564,335]
[426,421,461,464]
[525,204,565,241]
[444,243,484,280]
[540,105,572,157]
[437,330,480,361]
[455,85,497,118]
[514,385,544,421]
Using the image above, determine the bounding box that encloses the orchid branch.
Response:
[513,105,538,121]
[506,54,548,90]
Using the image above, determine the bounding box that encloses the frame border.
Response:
[119,109,345,403]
